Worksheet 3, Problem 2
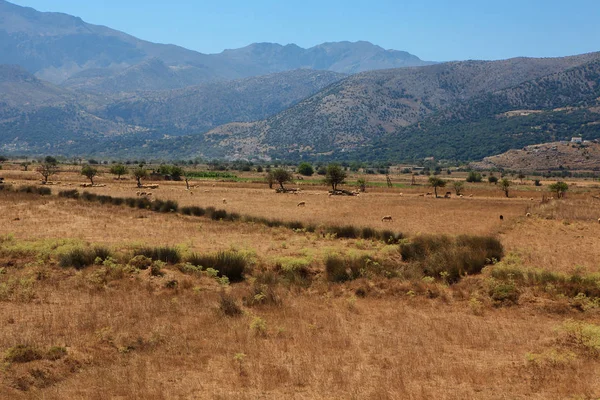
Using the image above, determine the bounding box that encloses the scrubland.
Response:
[1,166,600,399]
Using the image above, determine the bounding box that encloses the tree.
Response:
[44,156,58,165]
[548,181,569,198]
[271,168,294,190]
[452,181,464,195]
[81,165,98,185]
[500,178,511,197]
[488,176,498,185]
[428,176,446,198]
[297,162,314,176]
[36,162,59,184]
[265,171,275,189]
[20,162,31,171]
[169,165,184,181]
[517,172,526,184]
[466,171,483,183]
[132,167,148,188]
[324,164,347,191]
[109,164,128,180]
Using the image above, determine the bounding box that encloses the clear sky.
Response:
[8,0,600,61]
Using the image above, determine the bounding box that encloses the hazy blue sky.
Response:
[9,0,600,61]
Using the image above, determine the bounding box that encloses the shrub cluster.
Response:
[59,246,112,269]
[1,184,51,196]
[400,234,503,283]
[186,251,246,282]
[134,246,181,264]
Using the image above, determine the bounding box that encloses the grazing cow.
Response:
[381,215,393,222]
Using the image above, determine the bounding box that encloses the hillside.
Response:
[0,0,431,89]
[0,68,344,155]
[98,69,345,133]
[192,53,600,160]
[471,140,600,172]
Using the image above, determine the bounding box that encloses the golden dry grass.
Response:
[1,167,600,399]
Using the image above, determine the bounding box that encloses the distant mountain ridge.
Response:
[0,0,433,90]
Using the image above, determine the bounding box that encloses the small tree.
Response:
[356,177,367,193]
[109,164,128,180]
[548,181,569,198]
[488,176,498,185]
[517,172,526,184]
[169,165,184,181]
[132,167,148,188]
[500,178,511,197]
[265,171,275,189]
[36,161,59,184]
[297,162,314,177]
[452,181,464,195]
[428,176,446,198]
[20,162,31,171]
[324,164,347,191]
[81,165,98,185]
[271,168,294,190]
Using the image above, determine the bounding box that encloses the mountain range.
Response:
[0,0,599,162]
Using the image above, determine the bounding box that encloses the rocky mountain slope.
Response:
[471,141,600,172]
[195,53,600,160]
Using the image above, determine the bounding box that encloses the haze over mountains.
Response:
[0,0,599,162]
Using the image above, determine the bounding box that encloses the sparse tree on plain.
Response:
[81,165,98,185]
[36,159,59,184]
[548,181,569,198]
[428,176,446,198]
[109,164,128,180]
[133,167,148,188]
[271,168,294,190]
[325,164,347,191]
[500,178,511,197]
[452,181,464,195]
[356,177,367,193]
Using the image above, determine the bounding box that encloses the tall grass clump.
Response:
[188,251,247,282]
[180,206,206,216]
[400,234,503,283]
[325,254,368,282]
[134,246,181,264]
[326,225,359,239]
[59,246,112,269]
[150,199,178,213]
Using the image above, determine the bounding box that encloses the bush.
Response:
[189,251,247,282]
[181,206,205,216]
[4,345,43,363]
[219,292,243,316]
[128,255,153,270]
[488,281,520,306]
[59,247,112,269]
[17,185,51,196]
[150,199,178,213]
[134,246,181,264]
[326,225,359,239]
[46,346,67,361]
[400,234,503,283]
[466,171,483,183]
[58,189,79,199]
[325,254,367,282]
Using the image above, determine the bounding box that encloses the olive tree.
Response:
[324,164,347,191]
[109,164,128,180]
[36,158,59,184]
[548,181,569,198]
[132,167,148,188]
[271,168,294,190]
[428,176,446,198]
[500,178,511,197]
[81,165,98,185]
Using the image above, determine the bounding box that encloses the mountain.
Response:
[0,0,432,90]
[0,67,344,154]
[98,69,345,134]
[192,53,600,160]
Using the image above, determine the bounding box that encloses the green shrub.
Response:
[128,255,153,270]
[327,225,359,239]
[81,191,97,202]
[181,206,206,216]
[17,185,51,196]
[325,254,367,282]
[488,281,520,305]
[134,247,181,264]
[189,251,246,282]
[400,234,503,283]
[151,199,178,213]
[150,261,165,277]
[4,345,43,363]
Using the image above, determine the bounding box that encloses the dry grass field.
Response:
[1,165,600,399]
